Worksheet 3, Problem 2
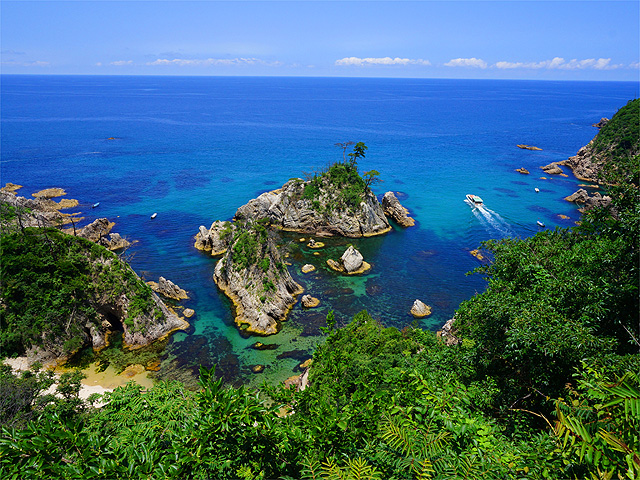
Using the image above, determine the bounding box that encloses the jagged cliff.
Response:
[214,221,303,335]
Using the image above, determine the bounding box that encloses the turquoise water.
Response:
[2,75,638,387]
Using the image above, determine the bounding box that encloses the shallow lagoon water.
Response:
[2,75,638,388]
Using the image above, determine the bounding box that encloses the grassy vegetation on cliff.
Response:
[0,226,157,357]
[592,98,639,161]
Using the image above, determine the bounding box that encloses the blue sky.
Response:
[1,1,639,80]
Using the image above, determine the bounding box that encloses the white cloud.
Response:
[110,60,133,66]
[444,57,487,68]
[146,57,282,67]
[630,62,640,69]
[0,60,50,67]
[335,57,431,66]
[495,57,620,70]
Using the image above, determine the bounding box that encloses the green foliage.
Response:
[554,366,640,479]
[455,226,638,414]
[0,227,159,357]
[229,220,271,271]
[302,142,379,214]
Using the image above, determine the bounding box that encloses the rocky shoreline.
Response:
[0,185,191,370]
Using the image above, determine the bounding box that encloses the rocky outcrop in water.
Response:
[541,163,564,175]
[147,276,188,301]
[0,189,82,228]
[327,245,371,275]
[74,217,132,251]
[410,299,431,318]
[557,140,604,182]
[234,178,391,238]
[565,189,612,211]
[194,220,234,255]
[517,145,542,151]
[301,295,320,308]
[592,118,609,128]
[381,191,415,227]
[212,221,303,335]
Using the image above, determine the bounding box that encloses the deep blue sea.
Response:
[2,75,638,387]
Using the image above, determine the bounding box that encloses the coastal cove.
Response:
[1,75,638,388]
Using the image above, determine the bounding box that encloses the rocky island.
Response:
[195,143,414,336]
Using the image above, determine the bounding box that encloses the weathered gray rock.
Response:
[592,118,609,128]
[301,294,320,308]
[541,163,564,175]
[213,226,303,335]
[327,245,371,275]
[565,189,590,204]
[438,317,460,346]
[194,220,233,255]
[234,179,391,238]
[381,191,415,227]
[147,276,188,301]
[341,245,364,273]
[410,299,431,318]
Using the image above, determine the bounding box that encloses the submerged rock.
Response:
[381,191,415,227]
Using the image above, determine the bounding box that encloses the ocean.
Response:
[2,75,638,387]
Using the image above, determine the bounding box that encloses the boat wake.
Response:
[465,200,515,237]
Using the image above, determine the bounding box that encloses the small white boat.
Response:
[92,202,100,208]
[465,194,483,206]
[150,213,157,219]
[535,188,540,193]
[537,220,545,227]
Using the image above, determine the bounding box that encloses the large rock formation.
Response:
[0,189,82,228]
[557,140,604,182]
[381,191,415,227]
[234,178,391,238]
[212,220,303,335]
